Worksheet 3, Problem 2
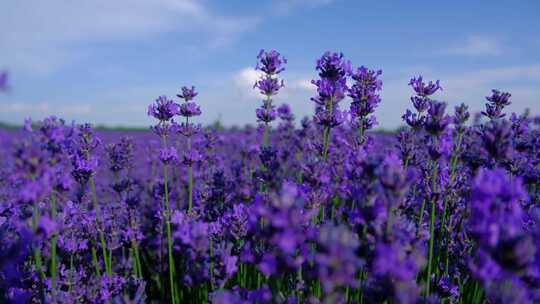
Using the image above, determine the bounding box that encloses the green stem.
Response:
[439,131,463,276]
[418,199,426,227]
[358,117,365,144]
[209,237,215,290]
[322,126,331,161]
[187,134,193,214]
[386,207,393,237]
[263,122,269,147]
[262,94,271,148]
[163,162,176,304]
[426,159,438,296]
[91,244,102,280]
[68,253,75,293]
[89,176,111,277]
[32,202,46,283]
[161,132,177,304]
[188,165,193,214]
[322,97,334,161]
[50,191,58,289]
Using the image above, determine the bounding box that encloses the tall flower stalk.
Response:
[311,52,351,160]
[407,76,445,296]
[71,124,112,277]
[176,86,201,214]
[13,139,52,301]
[32,117,74,290]
[424,100,451,296]
[106,137,142,278]
[439,103,470,275]
[254,49,286,148]
[348,66,382,145]
[148,95,180,304]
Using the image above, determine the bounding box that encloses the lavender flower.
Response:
[1,49,539,304]
[408,76,442,97]
[254,49,287,147]
[315,224,361,294]
[177,86,198,101]
[255,49,287,75]
[348,66,383,143]
[148,95,179,122]
[312,52,351,160]
[482,89,511,120]
[424,101,451,136]
[468,168,538,303]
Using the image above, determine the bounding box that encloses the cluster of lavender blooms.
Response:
[1,50,540,304]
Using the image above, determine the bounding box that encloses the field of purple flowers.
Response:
[1,50,539,303]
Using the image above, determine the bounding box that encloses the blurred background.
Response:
[1,0,539,129]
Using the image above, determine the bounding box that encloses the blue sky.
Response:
[1,0,539,128]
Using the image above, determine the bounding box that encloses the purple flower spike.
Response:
[468,168,537,303]
[348,65,383,140]
[315,51,352,80]
[408,76,442,97]
[148,95,179,122]
[256,49,287,75]
[315,224,362,293]
[179,102,202,118]
[410,96,429,113]
[486,89,511,107]
[159,147,178,164]
[254,77,284,96]
[482,89,511,120]
[311,51,351,135]
[256,105,277,123]
[71,154,98,183]
[424,101,451,136]
[277,103,295,122]
[253,50,286,136]
[177,86,198,101]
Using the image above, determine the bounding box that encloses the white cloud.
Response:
[233,67,263,99]
[0,0,259,75]
[232,68,315,103]
[443,35,504,56]
[291,79,314,91]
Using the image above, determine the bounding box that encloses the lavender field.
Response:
[1,50,539,304]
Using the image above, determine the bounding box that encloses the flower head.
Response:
[179,102,202,118]
[148,95,179,122]
[348,66,383,126]
[177,86,198,102]
[424,101,451,136]
[482,89,511,120]
[315,224,362,293]
[408,76,442,97]
[453,103,470,129]
[311,78,348,105]
[315,52,352,80]
[254,77,284,96]
[256,49,287,75]
[255,99,277,123]
[277,103,295,122]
